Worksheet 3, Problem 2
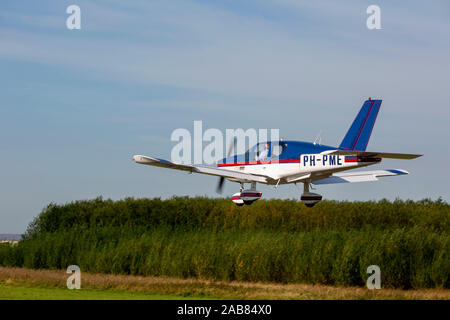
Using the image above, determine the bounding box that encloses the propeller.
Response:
[216,177,225,194]
[216,137,237,194]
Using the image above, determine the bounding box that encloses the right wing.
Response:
[133,155,270,183]
[321,150,422,159]
[313,169,409,185]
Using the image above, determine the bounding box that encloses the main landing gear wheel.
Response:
[231,182,262,206]
[301,182,322,207]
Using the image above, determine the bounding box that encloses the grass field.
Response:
[1,198,448,290]
[0,267,448,300]
[0,284,214,300]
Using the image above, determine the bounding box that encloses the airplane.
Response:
[133,98,422,207]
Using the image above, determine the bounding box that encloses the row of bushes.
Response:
[24,197,449,238]
[1,226,448,289]
[1,197,447,289]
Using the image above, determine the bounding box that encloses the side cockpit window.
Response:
[271,142,286,158]
[252,143,270,161]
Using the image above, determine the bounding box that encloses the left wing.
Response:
[312,169,408,185]
[133,155,270,183]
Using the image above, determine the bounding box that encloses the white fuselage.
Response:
[218,154,379,184]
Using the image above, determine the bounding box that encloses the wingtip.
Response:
[132,155,153,164]
[387,169,409,175]
[132,155,143,163]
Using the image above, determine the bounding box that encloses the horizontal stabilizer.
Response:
[313,169,408,185]
[322,150,422,160]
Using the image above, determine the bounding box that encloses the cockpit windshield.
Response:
[244,142,286,162]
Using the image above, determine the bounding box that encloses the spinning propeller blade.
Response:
[216,177,225,193]
[216,137,237,194]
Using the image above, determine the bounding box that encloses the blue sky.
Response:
[1,0,449,233]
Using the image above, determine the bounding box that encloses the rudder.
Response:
[339,99,382,151]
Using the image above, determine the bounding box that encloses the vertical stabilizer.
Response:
[339,99,382,151]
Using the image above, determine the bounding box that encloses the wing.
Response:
[133,155,270,183]
[312,169,409,185]
[322,150,422,159]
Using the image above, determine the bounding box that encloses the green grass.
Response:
[0,284,216,300]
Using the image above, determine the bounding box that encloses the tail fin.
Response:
[339,99,382,151]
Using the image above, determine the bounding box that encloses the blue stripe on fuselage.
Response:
[218,141,336,165]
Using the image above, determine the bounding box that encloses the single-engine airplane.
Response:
[133,98,422,207]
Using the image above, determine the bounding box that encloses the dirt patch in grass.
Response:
[0,267,448,300]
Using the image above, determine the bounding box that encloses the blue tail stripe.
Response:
[339,99,382,151]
